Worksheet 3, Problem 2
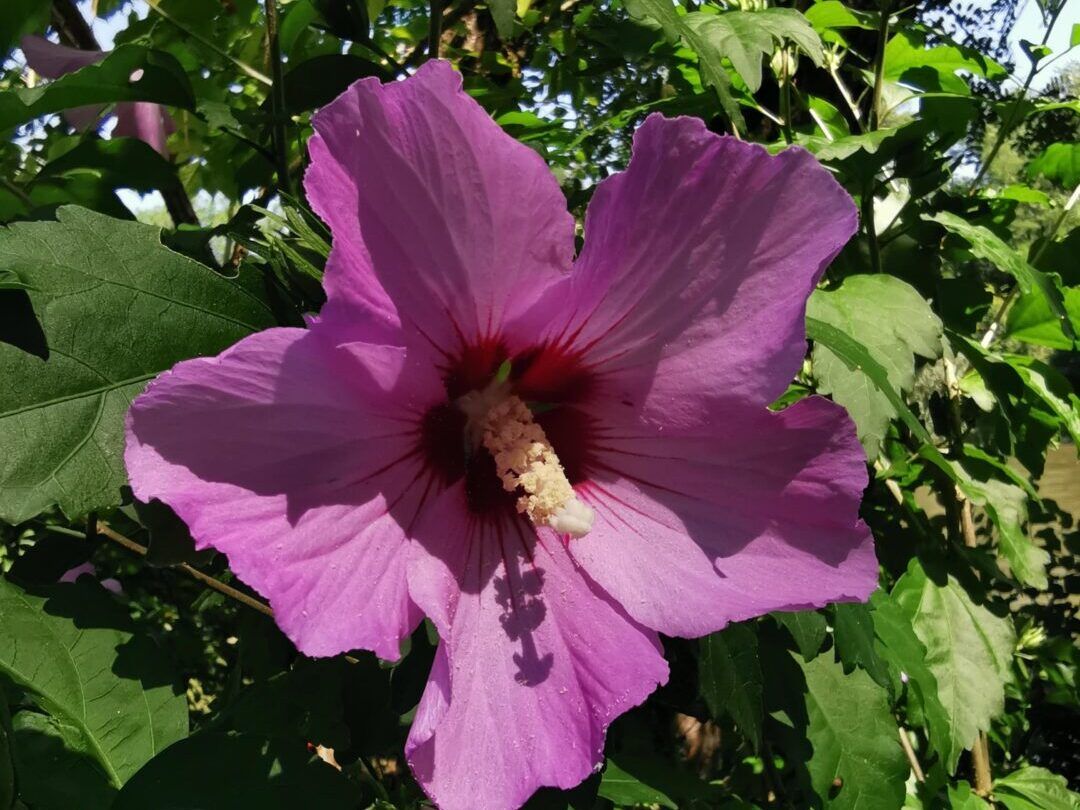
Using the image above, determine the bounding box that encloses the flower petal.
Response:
[304,60,575,352]
[405,483,668,810]
[20,36,103,78]
[519,115,857,425]
[125,327,446,659]
[571,396,877,637]
[114,102,173,156]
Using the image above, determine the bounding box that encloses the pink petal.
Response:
[21,36,108,132]
[114,102,173,156]
[304,60,575,353]
[125,328,447,659]
[571,396,878,637]
[20,36,104,78]
[517,115,858,425]
[405,483,668,810]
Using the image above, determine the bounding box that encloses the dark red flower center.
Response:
[421,339,595,514]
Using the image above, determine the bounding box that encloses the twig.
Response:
[427,0,444,60]
[898,727,926,783]
[971,1,1065,190]
[97,522,274,618]
[50,0,97,50]
[972,731,993,796]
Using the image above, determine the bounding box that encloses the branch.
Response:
[97,522,274,618]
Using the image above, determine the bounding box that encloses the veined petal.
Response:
[114,102,173,156]
[304,60,575,353]
[405,482,668,810]
[518,115,857,427]
[125,328,446,659]
[571,397,878,637]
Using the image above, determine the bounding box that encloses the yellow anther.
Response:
[458,385,594,538]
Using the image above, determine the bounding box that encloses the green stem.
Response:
[868,5,890,130]
[264,0,292,194]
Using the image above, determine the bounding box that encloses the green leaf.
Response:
[598,758,678,810]
[808,275,942,454]
[0,699,12,810]
[38,138,187,199]
[1002,354,1080,446]
[804,1,875,44]
[1005,286,1080,350]
[283,54,389,114]
[884,30,1005,94]
[132,498,201,567]
[0,0,50,55]
[684,8,823,93]
[892,560,1015,773]
[626,2,821,128]
[948,781,991,808]
[488,0,516,39]
[926,211,1075,343]
[0,577,188,799]
[773,610,827,661]
[800,651,908,810]
[9,709,120,810]
[0,206,278,523]
[868,591,952,765]
[994,766,1080,810]
[1072,23,1080,49]
[0,45,195,133]
[112,732,361,809]
[832,602,890,688]
[699,623,763,749]
[1027,142,1080,189]
[960,476,1047,589]
[598,754,715,809]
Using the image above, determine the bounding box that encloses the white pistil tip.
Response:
[549,498,595,539]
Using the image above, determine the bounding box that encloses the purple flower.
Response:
[20,35,174,156]
[125,61,876,810]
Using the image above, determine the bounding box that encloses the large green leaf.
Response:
[868,591,953,766]
[959,475,1047,589]
[994,766,1080,810]
[808,274,942,454]
[9,709,120,810]
[598,754,715,809]
[927,211,1075,343]
[698,623,763,749]
[884,29,1005,94]
[892,561,1015,773]
[1003,354,1080,446]
[1005,286,1080,350]
[0,206,278,523]
[111,732,360,809]
[0,577,188,804]
[1026,142,1080,189]
[800,651,908,809]
[0,45,195,132]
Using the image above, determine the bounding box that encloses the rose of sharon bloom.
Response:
[20,35,174,156]
[125,61,877,810]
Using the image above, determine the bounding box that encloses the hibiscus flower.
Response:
[20,35,174,156]
[125,61,877,810]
